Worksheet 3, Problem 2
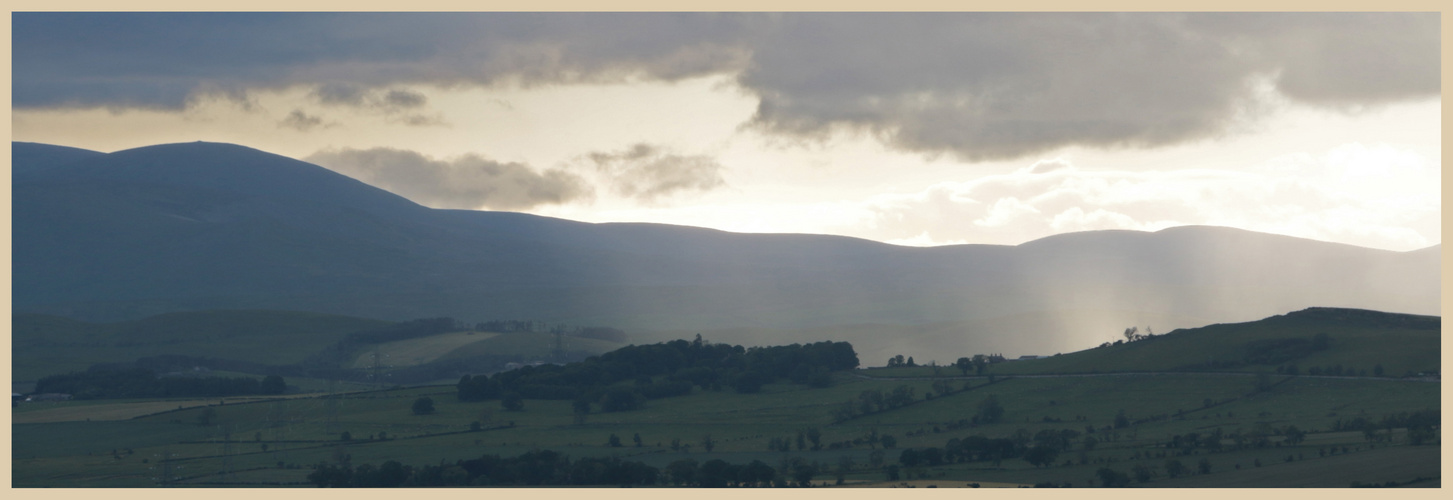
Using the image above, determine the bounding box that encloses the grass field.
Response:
[866,308,1440,379]
[348,331,499,369]
[11,307,1440,488]
[435,331,625,361]
[12,310,391,382]
[12,368,1439,487]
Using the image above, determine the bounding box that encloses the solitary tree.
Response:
[1132,464,1153,483]
[260,375,286,395]
[411,397,436,415]
[502,392,524,411]
[1096,467,1130,487]
[1114,409,1130,429]
[1164,459,1186,478]
[572,398,591,424]
[978,395,1005,424]
[955,357,972,376]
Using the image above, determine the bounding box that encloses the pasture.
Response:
[348,331,499,369]
[12,369,1439,488]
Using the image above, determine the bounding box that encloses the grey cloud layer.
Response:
[15,13,1438,160]
[306,148,592,210]
[587,144,728,201]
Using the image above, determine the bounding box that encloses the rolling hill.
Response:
[11,141,1441,361]
[10,310,391,383]
[868,307,1441,378]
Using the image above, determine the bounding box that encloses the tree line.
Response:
[456,337,858,404]
[306,450,832,487]
[32,367,286,399]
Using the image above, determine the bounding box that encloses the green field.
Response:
[12,370,1438,487]
[868,307,1440,379]
[12,310,390,383]
[348,331,500,369]
[434,331,625,361]
[11,307,1440,488]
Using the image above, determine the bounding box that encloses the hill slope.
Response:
[12,141,1440,359]
[11,310,391,382]
[973,307,1441,377]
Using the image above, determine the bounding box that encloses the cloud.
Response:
[13,13,1439,160]
[586,143,728,202]
[312,83,369,107]
[308,84,444,126]
[849,146,1439,251]
[738,13,1439,161]
[305,147,593,210]
[277,109,329,131]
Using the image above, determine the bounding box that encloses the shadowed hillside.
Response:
[12,141,1440,359]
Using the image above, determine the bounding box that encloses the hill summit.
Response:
[11,141,1441,361]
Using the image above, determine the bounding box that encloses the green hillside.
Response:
[11,307,1440,488]
[12,310,391,382]
[870,308,1440,379]
[434,332,626,361]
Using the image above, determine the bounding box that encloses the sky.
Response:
[10,12,1442,252]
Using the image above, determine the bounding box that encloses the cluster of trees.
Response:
[831,385,917,422]
[307,451,833,487]
[1122,326,1157,343]
[1332,409,1440,445]
[766,428,824,452]
[307,450,658,487]
[472,321,626,342]
[33,368,285,399]
[953,355,1001,375]
[1098,326,1159,348]
[894,427,1086,470]
[885,355,916,368]
[663,457,823,487]
[457,338,858,405]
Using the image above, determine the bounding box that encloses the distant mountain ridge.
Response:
[11,141,1441,359]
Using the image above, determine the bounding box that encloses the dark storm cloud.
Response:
[14,13,1438,160]
[587,144,728,202]
[306,148,593,210]
[736,13,1439,160]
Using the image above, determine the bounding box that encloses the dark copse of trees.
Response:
[474,321,627,343]
[308,450,658,487]
[457,338,858,404]
[33,368,285,399]
[411,397,435,415]
[896,428,1090,469]
[306,451,823,488]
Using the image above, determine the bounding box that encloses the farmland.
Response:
[11,307,1440,488]
[12,370,1438,487]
